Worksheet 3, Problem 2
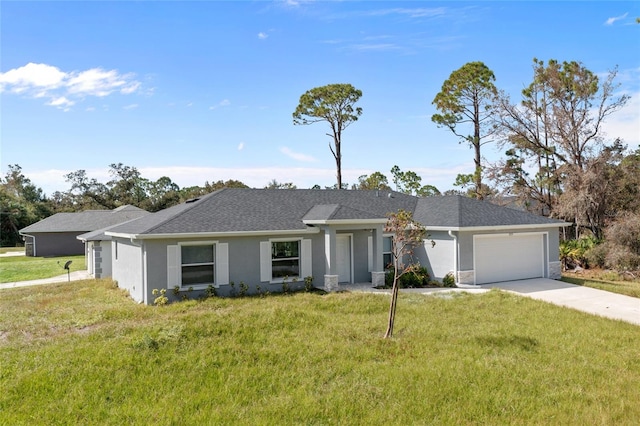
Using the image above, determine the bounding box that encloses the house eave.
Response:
[426,223,572,232]
[302,218,387,226]
[106,227,321,240]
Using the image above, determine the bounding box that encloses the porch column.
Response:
[323,227,338,291]
[371,225,385,287]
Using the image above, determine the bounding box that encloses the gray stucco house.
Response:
[103,189,567,305]
[19,205,149,257]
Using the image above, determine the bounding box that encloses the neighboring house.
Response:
[19,205,149,257]
[102,189,568,305]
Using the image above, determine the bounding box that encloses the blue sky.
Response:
[1,1,639,195]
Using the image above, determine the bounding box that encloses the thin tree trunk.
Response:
[384,277,400,338]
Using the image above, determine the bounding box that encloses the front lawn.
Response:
[562,269,640,298]
[0,254,85,283]
[1,280,639,424]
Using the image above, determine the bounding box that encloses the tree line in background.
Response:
[2,57,639,271]
[0,161,444,248]
[291,57,639,271]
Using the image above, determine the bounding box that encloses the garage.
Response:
[474,233,545,284]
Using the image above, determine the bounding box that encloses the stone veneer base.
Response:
[457,270,475,285]
[549,261,562,280]
[371,271,385,287]
[324,275,339,292]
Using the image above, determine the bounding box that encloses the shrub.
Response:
[384,266,430,288]
[442,272,456,287]
[205,284,217,298]
[238,281,249,297]
[304,276,314,292]
[560,236,601,269]
[585,244,608,269]
[605,245,640,271]
[152,288,168,306]
[598,212,640,272]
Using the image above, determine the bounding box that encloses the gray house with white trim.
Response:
[19,205,149,257]
[103,189,567,305]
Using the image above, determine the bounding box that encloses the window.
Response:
[271,240,300,279]
[181,244,215,287]
[383,236,393,269]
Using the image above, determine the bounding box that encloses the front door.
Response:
[336,234,352,283]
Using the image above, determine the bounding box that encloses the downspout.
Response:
[129,237,147,304]
[21,233,36,256]
[448,230,458,284]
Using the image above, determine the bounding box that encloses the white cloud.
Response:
[279,146,316,162]
[258,32,268,39]
[238,142,245,151]
[209,99,231,110]
[47,96,74,108]
[605,13,628,25]
[349,43,401,52]
[281,0,310,7]
[66,68,139,97]
[0,63,66,91]
[123,103,139,110]
[0,62,143,110]
[366,7,447,19]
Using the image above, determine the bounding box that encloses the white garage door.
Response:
[474,234,544,284]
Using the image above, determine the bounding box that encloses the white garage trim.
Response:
[473,232,547,285]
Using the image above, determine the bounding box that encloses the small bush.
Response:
[442,273,456,288]
[205,284,217,298]
[238,281,249,297]
[560,236,601,269]
[384,266,430,288]
[585,244,607,269]
[152,288,168,306]
[282,276,290,294]
[304,276,314,292]
[602,212,640,272]
[606,245,640,271]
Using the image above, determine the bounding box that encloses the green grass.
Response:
[1,281,639,425]
[562,275,640,298]
[0,254,85,283]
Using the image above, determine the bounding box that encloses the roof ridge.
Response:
[138,189,225,234]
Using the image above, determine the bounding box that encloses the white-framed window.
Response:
[167,241,229,290]
[260,238,312,283]
[181,243,215,287]
[271,240,300,279]
[383,236,393,269]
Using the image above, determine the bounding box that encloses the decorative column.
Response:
[323,227,339,291]
[370,225,385,287]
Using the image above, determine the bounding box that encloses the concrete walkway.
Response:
[0,270,92,290]
[339,278,640,326]
[0,251,26,257]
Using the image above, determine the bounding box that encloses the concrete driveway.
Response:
[479,278,640,326]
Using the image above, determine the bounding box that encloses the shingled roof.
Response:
[413,195,565,229]
[107,189,417,236]
[20,205,150,234]
[105,189,564,238]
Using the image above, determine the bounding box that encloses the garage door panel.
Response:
[475,234,544,284]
